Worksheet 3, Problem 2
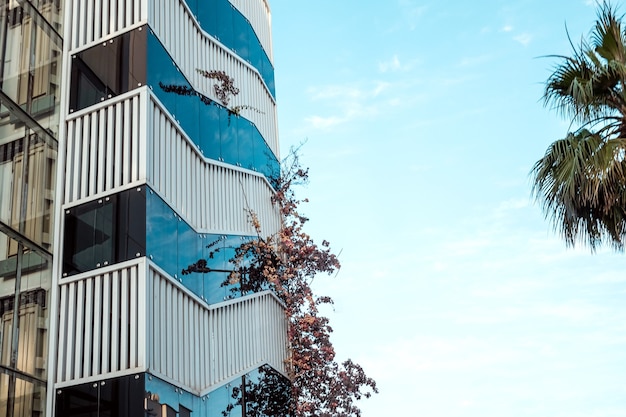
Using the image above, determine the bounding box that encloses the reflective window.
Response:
[146,189,251,303]
[55,374,144,417]
[141,368,289,417]
[0,133,56,251]
[63,187,146,276]
[0,2,63,137]
[69,27,147,112]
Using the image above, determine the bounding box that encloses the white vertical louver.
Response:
[64,91,144,205]
[54,259,288,393]
[67,0,148,50]
[147,264,288,395]
[55,260,146,385]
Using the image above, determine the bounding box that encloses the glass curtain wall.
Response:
[0,1,62,416]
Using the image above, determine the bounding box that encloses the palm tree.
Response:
[532,1,626,251]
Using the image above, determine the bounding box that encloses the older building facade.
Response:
[1,1,288,416]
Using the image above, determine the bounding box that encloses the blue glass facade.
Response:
[69,26,279,182]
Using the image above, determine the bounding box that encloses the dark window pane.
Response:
[63,188,146,276]
[70,26,147,112]
[99,374,144,417]
[117,187,147,261]
[55,381,99,417]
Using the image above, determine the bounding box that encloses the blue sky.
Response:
[270,1,626,416]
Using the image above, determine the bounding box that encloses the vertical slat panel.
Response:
[94,0,102,40]
[114,102,123,187]
[136,92,145,180]
[56,285,68,382]
[110,270,120,371]
[64,120,74,204]
[110,0,117,34]
[122,99,131,184]
[104,106,114,191]
[71,118,82,202]
[130,264,138,368]
[159,275,166,373]
[120,268,129,370]
[102,0,109,40]
[162,283,173,377]
[82,278,94,377]
[177,290,184,381]
[86,0,94,43]
[183,297,190,386]
[97,108,106,193]
[88,113,97,196]
[64,282,76,380]
[92,274,102,375]
[101,272,111,373]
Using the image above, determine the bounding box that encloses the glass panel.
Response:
[0,3,63,135]
[176,88,200,144]
[55,381,99,417]
[146,190,178,277]
[0,377,45,417]
[196,0,218,40]
[0,129,57,251]
[145,374,181,413]
[199,100,221,161]
[232,13,250,59]
[179,221,202,298]
[220,111,238,166]
[116,187,147,261]
[70,27,147,112]
[245,365,291,416]
[207,383,237,417]
[99,374,144,417]
[0,373,8,417]
[63,188,146,276]
[216,0,234,46]
[0,233,51,385]
[63,198,113,275]
[203,271,229,305]
[237,119,254,170]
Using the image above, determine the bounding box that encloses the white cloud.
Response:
[304,115,345,130]
[302,82,393,130]
[379,55,401,72]
[501,25,514,32]
[514,33,533,46]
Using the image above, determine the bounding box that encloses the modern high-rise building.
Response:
[0,1,288,416]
